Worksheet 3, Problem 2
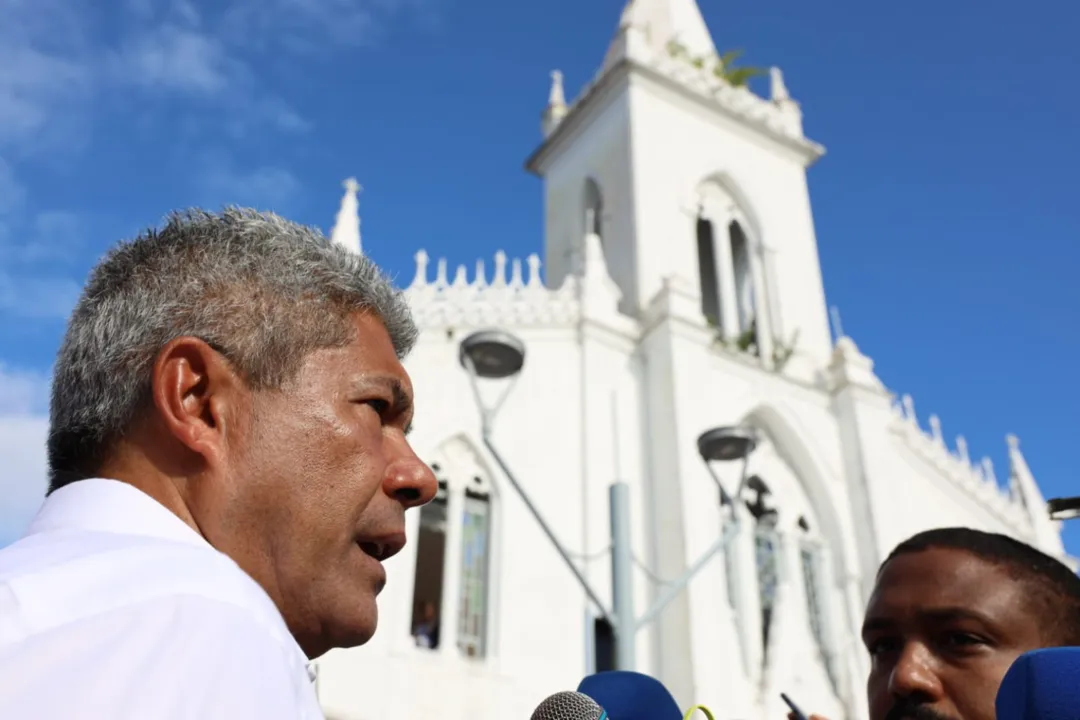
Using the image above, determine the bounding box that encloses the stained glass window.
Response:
[754,523,780,651]
[801,542,839,692]
[458,481,492,659]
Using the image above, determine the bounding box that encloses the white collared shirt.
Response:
[0,479,325,719]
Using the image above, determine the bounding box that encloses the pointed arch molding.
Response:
[428,432,500,498]
[684,170,767,252]
[739,404,854,580]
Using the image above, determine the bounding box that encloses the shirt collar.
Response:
[27,478,210,549]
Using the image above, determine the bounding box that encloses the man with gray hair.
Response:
[0,208,437,718]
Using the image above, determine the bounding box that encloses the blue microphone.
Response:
[576,671,683,720]
[996,647,1080,719]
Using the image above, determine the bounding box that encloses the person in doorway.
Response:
[0,208,439,719]
[413,600,441,649]
[792,527,1080,720]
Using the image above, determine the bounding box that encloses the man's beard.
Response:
[884,700,957,720]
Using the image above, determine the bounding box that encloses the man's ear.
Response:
[150,336,245,467]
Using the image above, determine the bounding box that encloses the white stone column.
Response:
[711,210,740,341]
[439,482,464,655]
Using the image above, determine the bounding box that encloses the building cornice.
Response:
[526,57,825,176]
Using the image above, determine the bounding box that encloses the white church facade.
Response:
[312,1,1071,719]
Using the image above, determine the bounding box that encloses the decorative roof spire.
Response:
[1005,434,1065,554]
[769,67,790,102]
[330,177,362,255]
[604,0,717,70]
[542,70,569,137]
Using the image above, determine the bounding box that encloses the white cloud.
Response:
[0,209,85,320]
[0,417,48,547]
[0,364,50,415]
[0,273,81,319]
[110,24,233,95]
[0,0,93,153]
[203,162,302,211]
[0,364,50,546]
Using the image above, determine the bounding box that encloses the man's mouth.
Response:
[355,532,406,562]
[885,704,955,720]
[358,541,392,561]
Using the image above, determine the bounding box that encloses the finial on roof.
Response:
[769,67,790,102]
[549,70,567,106]
[330,177,362,255]
[542,70,569,137]
[604,0,717,70]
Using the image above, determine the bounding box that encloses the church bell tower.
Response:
[526,0,835,369]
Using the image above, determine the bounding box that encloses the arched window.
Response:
[410,441,497,661]
[458,474,493,658]
[696,217,721,326]
[693,180,767,347]
[799,517,839,693]
[410,474,449,650]
[729,221,755,336]
[584,178,604,240]
[746,475,780,657]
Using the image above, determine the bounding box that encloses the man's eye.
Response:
[866,637,899,656]
[944,632,986,648]
[364,399,390,415]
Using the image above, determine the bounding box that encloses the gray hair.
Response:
[48,207,417,491]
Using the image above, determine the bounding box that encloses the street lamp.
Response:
[459,330,525,380]
[459,328,758,671]
[1048,496,1080,521]
[697,426,757,506]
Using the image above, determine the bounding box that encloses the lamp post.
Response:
[459,329,757,671]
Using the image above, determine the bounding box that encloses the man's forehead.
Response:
[344,313,410,374]
[866,547,1024,621]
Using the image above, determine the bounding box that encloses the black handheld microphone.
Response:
[530,691,609,720]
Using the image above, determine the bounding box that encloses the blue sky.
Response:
[0,0,1076,552]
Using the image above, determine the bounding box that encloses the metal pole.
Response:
[609,481,636,670]
[635,454,749,632]
[481,434,613,623]
[635,517,740,631]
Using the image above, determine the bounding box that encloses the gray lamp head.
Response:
[459,329,526,379]
[697,425,757,463]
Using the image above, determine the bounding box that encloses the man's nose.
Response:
[888,642,944,702]
[382,437,439,508]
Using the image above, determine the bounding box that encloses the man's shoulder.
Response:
[0,533,322,719]
[0,528,285,646]
[0,593,321,718]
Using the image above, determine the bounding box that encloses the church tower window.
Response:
[458,477,493,659]
[729,221,756,338]
[696,217,721,326]
[410,476,449,650]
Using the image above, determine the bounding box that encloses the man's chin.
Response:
[327,595,379,649]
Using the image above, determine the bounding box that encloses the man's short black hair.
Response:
[881,527,1080,645]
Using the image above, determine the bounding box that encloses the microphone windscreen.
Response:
[530,691,608,720]
[576,671,682,720]
[996,647,1080,720]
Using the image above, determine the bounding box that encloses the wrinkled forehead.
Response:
[865,548,1029,627]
